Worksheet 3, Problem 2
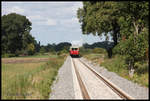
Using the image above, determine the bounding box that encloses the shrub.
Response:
[57,49,68,56]
[134,61,148,75]
[2,53,16,58]
[92,47,106,54]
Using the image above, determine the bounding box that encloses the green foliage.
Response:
[38,42,71,55]
[2,53,16,58]
[134,61,148,74]
[77,2,120,46]
[57,49,68,56]
[92,47,106,54]
[55,42,71,52]
[40,47,46,54]
[78,1,149,72]
[27,43,35,55]
[79,47,92,56]
[15,49,22,57]
[1,13,39,56]
[100,55,148,87]
[114,30,148,71]
[114,2,149,68]
[2,13,30,53]
[82,1,149,83]
[77,2,122,58]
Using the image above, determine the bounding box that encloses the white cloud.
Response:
[59,17,79,29]
[27,15,57,26]
[46,19,57,26]
[8,6,25,14]
[53,2,82,18]
[34,18,57,26]
[27,15,45,21]
[71,40,83,47]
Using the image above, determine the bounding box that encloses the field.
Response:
[83,53,149,88]
[2,54,66,99]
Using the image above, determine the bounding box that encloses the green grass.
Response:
[2,55,66,99]
[26,54,58,58]
[2,62,46,99]
[100,55,149,87]
[2,53,59,58]
[101,55,127,73]
[83,53,149,88]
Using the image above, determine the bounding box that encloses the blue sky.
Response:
[2,1,110,46]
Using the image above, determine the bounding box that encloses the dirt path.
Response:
[2,58,50,64]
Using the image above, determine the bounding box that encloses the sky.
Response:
[2,1,109,46]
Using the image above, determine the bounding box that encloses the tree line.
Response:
[77,1,149,74]
[1,12,111,57]
[1,13,72,57]
[39,42,71,54]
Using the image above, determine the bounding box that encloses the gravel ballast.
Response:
[49,56,75,99]
[49,56,148,99]
[80,57,149,99]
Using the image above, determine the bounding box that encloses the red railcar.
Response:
[70,46,79,57]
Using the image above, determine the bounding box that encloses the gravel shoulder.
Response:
[49,56,75,99]
[49,56,148,99]
[80,57,149,99]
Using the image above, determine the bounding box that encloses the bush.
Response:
[80,48,92,56]
[134,61,148,74]
[27,43,35,55]
[101,55,128,73]
[101,54,148,87]
[2,53,16,58]
[92,47,106,54]
[40,47,46,55]
[15,50,22,57]
[57,49,68,56]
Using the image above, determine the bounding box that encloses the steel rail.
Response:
[72,58,90,99]
[78,58,134,100]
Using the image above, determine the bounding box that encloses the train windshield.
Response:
[72,48,78,50]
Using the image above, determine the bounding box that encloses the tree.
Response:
[33,41,40,53]
[114,1,149,76]
[77,1,149,76]
[1,13,32,55]
[55,42,71,52]
[40,46,46,54]
[77,2,121,58]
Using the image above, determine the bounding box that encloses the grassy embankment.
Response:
[2,54,67,99]
[83,53,149,88]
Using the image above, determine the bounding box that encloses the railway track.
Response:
[71,57,134,100]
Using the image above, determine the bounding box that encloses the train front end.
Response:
[70,46,79,57]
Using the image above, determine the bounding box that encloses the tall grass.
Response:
[100,55,149,87]
[2,55,66,99]
[30,57,64,99]
[83,53,148,87]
